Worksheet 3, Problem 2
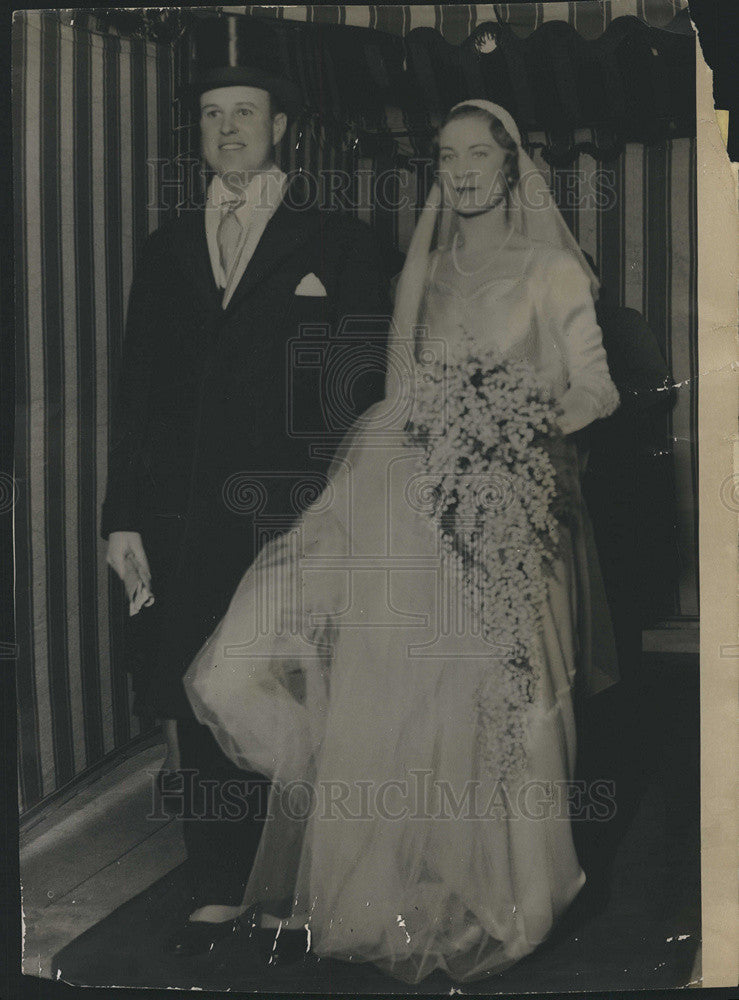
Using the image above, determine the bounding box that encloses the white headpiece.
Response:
[451,99,522,145]
[383,100,598,403]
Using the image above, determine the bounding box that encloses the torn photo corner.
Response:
[12,1,738,994]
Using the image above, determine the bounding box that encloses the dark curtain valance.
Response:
[233,2,691,43]
[79,5,695,163]
[69,2,692,45]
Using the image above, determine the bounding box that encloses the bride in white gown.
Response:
[183,100,621,983]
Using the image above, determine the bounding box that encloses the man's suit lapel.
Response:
[223,177,322,315]
[178,208,222,317]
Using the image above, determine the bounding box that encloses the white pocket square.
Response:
[294,272,327,296]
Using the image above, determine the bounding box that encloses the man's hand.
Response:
[106,531,152,588]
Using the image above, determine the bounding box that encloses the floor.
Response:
[20,637,702,990]
[20,740,185,979]
[48,749,702,993]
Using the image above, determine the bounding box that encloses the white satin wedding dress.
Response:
[183,236,620,983]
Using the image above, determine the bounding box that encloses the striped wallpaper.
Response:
[13,11,174,814]
[14,8,697,815]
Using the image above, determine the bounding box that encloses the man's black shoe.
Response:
[163,916,240,957]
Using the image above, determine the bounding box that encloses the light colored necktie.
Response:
[217,200,245,283]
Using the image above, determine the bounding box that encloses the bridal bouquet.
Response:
[407,348,575,781]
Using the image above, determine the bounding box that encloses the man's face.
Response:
[199,85,287,185]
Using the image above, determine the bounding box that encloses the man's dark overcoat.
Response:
[102,176,391,720]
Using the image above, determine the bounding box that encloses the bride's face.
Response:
[438,117,508,215]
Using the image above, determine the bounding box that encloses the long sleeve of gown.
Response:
[538,250,621,435]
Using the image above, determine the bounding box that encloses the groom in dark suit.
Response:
[101,20,390,956]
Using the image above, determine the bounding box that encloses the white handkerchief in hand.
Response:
[129,579,155,617]
[294,272,327,296]
[122,551,155,617]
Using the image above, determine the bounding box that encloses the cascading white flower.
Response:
[406,333,572,783]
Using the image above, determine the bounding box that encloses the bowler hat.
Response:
[188,15,304,116]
